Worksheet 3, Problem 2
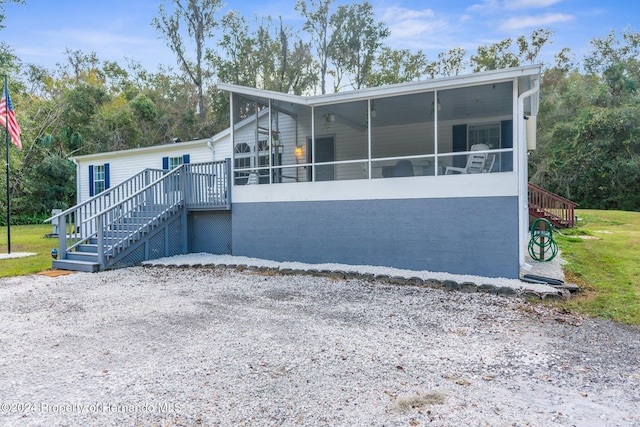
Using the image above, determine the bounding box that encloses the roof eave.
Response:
[71,138,211,162]
[216,64,542,106]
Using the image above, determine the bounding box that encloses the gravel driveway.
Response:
[1,265,639,426]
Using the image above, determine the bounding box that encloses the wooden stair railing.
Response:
[528,183,576,228]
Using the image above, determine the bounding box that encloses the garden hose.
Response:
[528,218,558,262]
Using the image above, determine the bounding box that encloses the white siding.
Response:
[74,136,231,204]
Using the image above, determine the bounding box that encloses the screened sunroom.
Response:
[226,79,516,187]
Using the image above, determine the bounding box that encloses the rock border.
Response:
[142,262,567,300]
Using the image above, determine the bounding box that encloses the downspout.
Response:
[517,77,539,273]
[72,158,80,205]
[207,140,215,162]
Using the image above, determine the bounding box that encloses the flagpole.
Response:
[4,74,10,254]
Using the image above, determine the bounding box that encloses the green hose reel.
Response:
[528,218,558,262]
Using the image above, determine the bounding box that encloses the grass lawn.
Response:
[555,209,640,325]
[0,224,57,278]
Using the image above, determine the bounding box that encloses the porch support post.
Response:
[311,107,315,181]
[225,158,232,209]
[58,213,67,260]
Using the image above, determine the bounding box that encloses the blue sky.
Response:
[2,0,637,73]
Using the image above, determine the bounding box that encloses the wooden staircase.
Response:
[47,160,231,272]
[528,183,576,229]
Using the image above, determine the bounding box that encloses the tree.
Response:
[470,29,553,72]
[529,30,640,211]
[0,0,23,30]
[584,29,640,75]
[61,48,100,82]
[470,38,520,72]
[516,28,553,64]
[329,1,389,90]
[153,0,222,125]
[296,0,333,94]
[428,47,467,78]
[210,11,256,87]
[212,13,314,95]
[366,47,428,86]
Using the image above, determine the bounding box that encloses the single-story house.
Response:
[54,64,541,278]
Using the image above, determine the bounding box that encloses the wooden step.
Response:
[67,251,98,263]
[52,259,100,273]
[76,244,98,253]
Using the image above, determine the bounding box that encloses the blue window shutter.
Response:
[183,154,190,164]
[104,163,110,189]
[452,124,467,168]
[162,157,169,170]
[89,165,94,197]
[501,120,513,172]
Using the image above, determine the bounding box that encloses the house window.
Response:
[94,165,105,194]
[162,155,190,170]
[234,143,252,169]
[169,156,183,169]
[234,143,252,185]
[468,123,500,149]
[89,163,110,197]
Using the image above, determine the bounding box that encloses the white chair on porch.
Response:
[247,171,259,185]
[445,144,489,175]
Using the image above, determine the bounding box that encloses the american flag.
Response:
[0,81,22,150]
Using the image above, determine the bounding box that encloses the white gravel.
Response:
[1,263,638,426]
[144,252,563,295]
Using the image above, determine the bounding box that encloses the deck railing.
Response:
[95,166,186,266]
[45,168,166,254]
[528,182,576,228]
[185,160,231,210]
[47,159,230,264]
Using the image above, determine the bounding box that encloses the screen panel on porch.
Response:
[370,91,436,178]
[437,81,514,174]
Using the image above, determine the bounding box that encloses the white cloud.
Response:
[500,12,574,30]
[505,0,563,10]
[381,6,435,22]
[468,0,562,13]
[381,6,452,49]
[467,0,502,14]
